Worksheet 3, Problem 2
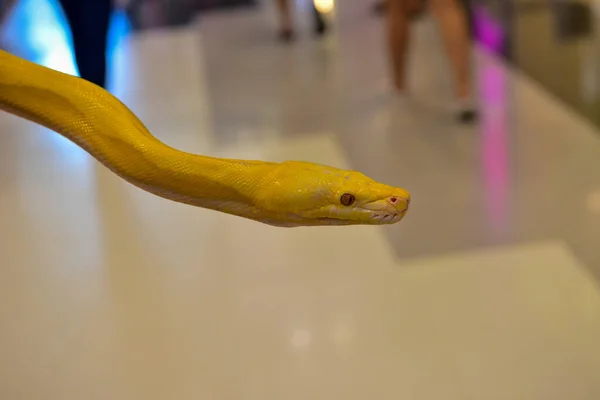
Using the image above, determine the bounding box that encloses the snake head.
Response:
[256,161,410,227]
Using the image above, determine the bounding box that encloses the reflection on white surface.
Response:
[291,329,312,348]
[331,322,353,347]
[44,131,90,166]
[480,61,509,234]
[107,7,132,66]
[586,190,600,214]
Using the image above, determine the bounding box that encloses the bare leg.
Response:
[428,0,472,100]
[275,0,294,40]
[386,0,411,92]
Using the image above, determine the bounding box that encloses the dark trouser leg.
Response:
[59,0,113,88]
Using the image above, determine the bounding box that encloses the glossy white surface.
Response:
[1,1,600,399]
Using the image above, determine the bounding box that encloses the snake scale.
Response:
[0,49,410,227]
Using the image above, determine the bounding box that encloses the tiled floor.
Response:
[1,0,600,398]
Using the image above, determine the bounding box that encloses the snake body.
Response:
[0,49,410,227]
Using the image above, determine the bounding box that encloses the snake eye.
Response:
[340,193,355,206]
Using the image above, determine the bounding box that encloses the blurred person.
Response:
[274,0,327,42]
[373,0,425,19]
[373,0,386,14]
[386,0,477,122]
[0,0,16,28]
[58,0,113,88]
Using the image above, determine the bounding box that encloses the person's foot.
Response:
[393,78,407,94]
[279,28,295,43]
[454,97,478,123]
[372,0,387,15]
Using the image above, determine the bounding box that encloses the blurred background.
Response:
[2,0,600,398]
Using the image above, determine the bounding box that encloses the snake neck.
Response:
[122,147,275,214]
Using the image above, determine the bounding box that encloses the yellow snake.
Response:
[0,49,410,227]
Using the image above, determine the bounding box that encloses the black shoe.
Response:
[313,7,328,36]
[454,97,478,124]
[457,109,478,124]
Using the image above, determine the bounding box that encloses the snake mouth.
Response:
[371,212,403,223]
[314,217,353,225]
[314,210,407,226]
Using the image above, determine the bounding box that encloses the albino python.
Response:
[0,49,410,227]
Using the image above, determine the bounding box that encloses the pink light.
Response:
[473,5,505,53]
[480,63,509,233]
